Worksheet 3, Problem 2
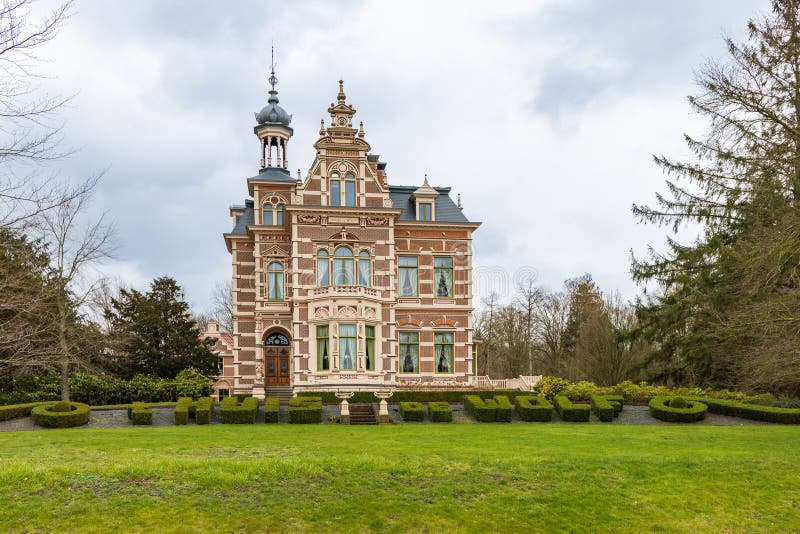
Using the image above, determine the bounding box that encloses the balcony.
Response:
[310,286,379,298]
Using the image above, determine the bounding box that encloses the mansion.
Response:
[218,70,480,397]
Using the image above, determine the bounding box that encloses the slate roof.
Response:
[230,199,254,235]
[248,167,295,183]
[388,185,471,223]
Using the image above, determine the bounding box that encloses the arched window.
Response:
[345,172,356,207]
[358,250,371,287]
[262,203,284,225]
[267,261,284,300]
[316,249,329,286]
[333,246,354,285]
[330,172,341,207]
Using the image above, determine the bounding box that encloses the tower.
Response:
[254,48,293,171]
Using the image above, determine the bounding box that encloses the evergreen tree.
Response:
[633,1,800,394]
[106,277,219,379]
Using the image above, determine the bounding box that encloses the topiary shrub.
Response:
[515,396,553,422]
[464,395,498,422]
[590,395,615,422]
[553,396,590,422]
[494,395,513,422]
[288,397,322,424]
[604,395,624,417]
[174,397,192,425]
[221,396,258,424]
[686,396,800,424]
[31,402,90,428]
[50,401,72,413]
[0,401,53,422]
[129,402,153,425]
[295,390,522,404]
[263,397,280,423]
[428,402,452,422]
[400,402,425,422]
[670,396,688,409]
[193,397,213,425]
[648,396,707,423]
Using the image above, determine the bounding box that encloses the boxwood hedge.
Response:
[554,396,590,422]
[297,390,521,404]
[31,402,90,428]
[428,402,452,422]
[590,395,615,422]
[174,397,192,425]
[400,402,425,422]
[464,395,498,422]
[648,396,708,423]
[0,401,53,422]
[515,396,553,422]
[193,397,213,425]
[264,397,280,423]
[220,396,258,424]
[128,402,153,425]
[687,396,800,424]
[494,395,513,422]
[288,397,322,424]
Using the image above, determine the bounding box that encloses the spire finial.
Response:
[423,173,429,186]
[269,45,278,91]
[337,79,346,104]
[457,193,463,210]
[358,121,365,138]
[319,119,326,135]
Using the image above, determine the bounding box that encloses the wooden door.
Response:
[264,332,291,387]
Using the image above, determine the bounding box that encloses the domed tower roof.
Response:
[254,52,292,126]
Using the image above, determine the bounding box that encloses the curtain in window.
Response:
[339,324,356,370]
[434,332,454,373]
[330,180,340,206]
[334,259,354,285]
[434,257,453,297]
[398,257,418,296]
[399,332,419,373]
[317,326,329,371]
[365,325,375,371]
[358,256,370,287]
[263,206,273,225]
[317,252,329,286]
[345,180,356,206]
[268,262,283,300]
[276,204,284,225]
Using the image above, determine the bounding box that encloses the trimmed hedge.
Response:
[220,396,258,424]
[604,395,624,417]
[264,397,280,423]
[296,390,521,404]
[649,396,708,423]
[515,396,553,422]
[494,395,513,422]
[129,402,153,425]
[289,397,322,424]
[174,397,192,425]
[465,395,498,422]
[0,401,53,421]
[554,396,590,422]
[31,402,90,428]
[687,396,800,424]
[400,402,425,422]
[590,395,615,422]
[428,402,452,422]
[193,397,213,425]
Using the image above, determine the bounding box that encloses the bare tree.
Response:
[210,280,233,333]
[531,290,570,376]
[515,279,545,376]
[39,175,114,401]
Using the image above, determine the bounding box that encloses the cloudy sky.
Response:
[33,0,769,312]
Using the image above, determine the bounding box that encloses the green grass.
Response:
[1,425,798,532]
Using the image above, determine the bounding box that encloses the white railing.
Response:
[519,375,543,391]
[473,375,491,388]
[473,375,540,390]
[310,286,379,298]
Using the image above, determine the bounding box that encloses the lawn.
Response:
[1,424,798,533]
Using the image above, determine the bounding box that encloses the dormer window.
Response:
[419,202,432,221]
[262,203,284,225]
[329,171,356,207]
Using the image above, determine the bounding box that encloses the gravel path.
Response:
[0,402,773,431]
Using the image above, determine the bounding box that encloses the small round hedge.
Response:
[649,396,707,423]
[31,402,91,428]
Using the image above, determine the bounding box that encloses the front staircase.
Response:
[265,386,293,404]
[348,403,377,425]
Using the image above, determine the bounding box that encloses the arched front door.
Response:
[264,332,290,386]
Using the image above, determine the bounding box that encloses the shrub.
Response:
[590,395,615,422]
[553,396,590,422]
[464,395,498,422]
[31,402,90,428]
[428,402,452,422]
[0,401,53,421]
[400,402,425,422]
[127,374,175,403]
[670,397,688,409]
[174,397,192,425]
[604,395,624,416]
[515,396,553,422]
[535,376,571,400]
[193,397,213,425]
[70,373,129,405]
[221,396,259,424]
[494,395,513,422]
[129,402,153,425]
[562,381,603,401]
[295,390,521,404]
[264,397,280,423]
[288,397,322,424]
[51,401,72,413]
[648,396,708,423]
[687,396,800,424]
[174,369,212,399]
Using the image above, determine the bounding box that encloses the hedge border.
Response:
[554,396,590,422]
[590,395,615,422]
[288,397,322,424]
[129,402,153,425]
[494,395,513,422]
[220,396,258,424]
[648,396,708,423]
[174,397,192,425]
[193,397,213,425]
[515,396,553,422]
[0,401,53,422]
[400,402,425,422]
[30,402,90,428]
[263,397,280,423]
[428,402,452,422]
[297,390,522,404]
[464,395,498,422]
[687,396,800,424]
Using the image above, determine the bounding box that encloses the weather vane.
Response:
[269,44,278,91]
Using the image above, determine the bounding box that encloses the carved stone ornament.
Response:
[382,198,393,208]
[298,214,321,224]
[338,162,347,171]
[315,307,330,319]
[260,245,288,257]
[366,217,389,227]
[255,363,264,381]
[338,305,357,318]
[365,307,376,320]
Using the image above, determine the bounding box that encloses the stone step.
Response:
[347,403,377,425]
